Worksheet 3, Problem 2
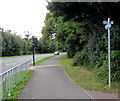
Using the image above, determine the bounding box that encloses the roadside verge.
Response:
[59,55,119,99]
[4,55,57,100]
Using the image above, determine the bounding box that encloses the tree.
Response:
[42,12,57,40]
[1,29,32,56]
[43,2,120,82]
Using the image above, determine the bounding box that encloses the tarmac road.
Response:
[0,54,54,73]
[18,54,93,99]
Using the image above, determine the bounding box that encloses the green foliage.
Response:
[41,13,66,53]
[43,2,120,83]
[60,55,119,93]
[95,52,107,69]
[73,51,89,67]
[41,12,57,40]
[1,29,33,57]
[47,2,120,25]
[56,20,87,58]
[5,70,34,99]
[95,51,120,84]
[21,40,32,55]
[38,38,56,53]
[2,32,22,56]
[67,46,76,58]
[110,25,120,51]
[1,27,65,57]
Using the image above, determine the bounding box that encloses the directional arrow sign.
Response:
[105,24,111,29]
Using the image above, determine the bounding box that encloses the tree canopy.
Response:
[42,2,120,83]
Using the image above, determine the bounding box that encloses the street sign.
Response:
[32,36,37,66]
[111,21,114,24]
[105,24,111,29]
[103,18,114,87]
[103,20,113,25]
[103,21,108,24]
[32,36,38,47]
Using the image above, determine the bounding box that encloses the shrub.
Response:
[73,51,89,67]
[95,51,120,84]
[67,45,76,58]
[95,52,107,68]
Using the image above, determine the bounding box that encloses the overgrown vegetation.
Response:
[42,2,120,84]
[95,51,120,83]
[59,55,119,94]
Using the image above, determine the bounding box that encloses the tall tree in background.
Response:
[41,12,66,52]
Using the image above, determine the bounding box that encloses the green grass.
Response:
[31,55,57,65]
[1,55,57,100]
[5,70,34,99]
[0,71,28,100]
[59,55,119,94]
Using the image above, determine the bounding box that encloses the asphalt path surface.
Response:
[19,54,93,99]
[0,54,54,73]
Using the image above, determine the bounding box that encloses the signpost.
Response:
[103,18,113,87]
[32,36,37,66]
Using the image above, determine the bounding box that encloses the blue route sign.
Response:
[105,24,111,29]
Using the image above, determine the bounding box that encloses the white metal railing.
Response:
[0,59,32,100]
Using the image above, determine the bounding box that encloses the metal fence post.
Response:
[0,59,31,99]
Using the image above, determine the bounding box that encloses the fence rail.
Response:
[0,59,32,100]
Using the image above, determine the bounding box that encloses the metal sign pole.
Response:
[103,18,113,87]
[32,36,37,66]
[108,18,111,87]
[32,44,35,66]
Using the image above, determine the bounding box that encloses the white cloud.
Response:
[0,0,48,39]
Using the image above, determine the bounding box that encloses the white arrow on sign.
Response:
[105,24,111,29]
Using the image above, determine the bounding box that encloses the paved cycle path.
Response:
[18,54,93,99]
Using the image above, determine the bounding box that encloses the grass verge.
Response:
[31,55,57,65]
[59,55,119,94]
[5,70,34,99]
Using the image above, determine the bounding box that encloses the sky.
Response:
[0,0,49,39]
